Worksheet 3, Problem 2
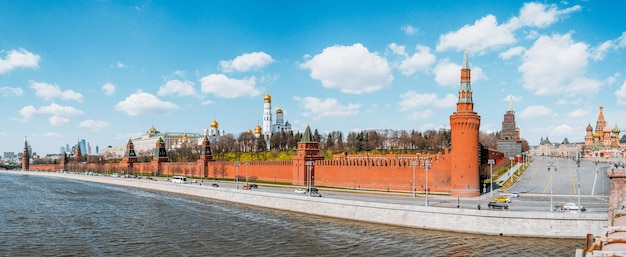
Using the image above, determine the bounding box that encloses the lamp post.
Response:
[420,157,432,207]
[188,162,192,183]
[245,162,249,186]
[548,164,557,212]
[235,162,239,189]
[488,159,495,196]
[411,161,417,197]
[576,152,581,212]
[305,161,314,196]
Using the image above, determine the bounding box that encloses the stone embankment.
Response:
[12,171,606,239]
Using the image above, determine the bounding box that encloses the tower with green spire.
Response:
[292,123,324,186]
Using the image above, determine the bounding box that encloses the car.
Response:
[211,183,219,187]
[563,203,586,211]
[249,184,258,189]
[309,191,322,197]
[494,196,511,203]
[511,192,520,198]
[295,188,319,194]
[295,188,306,194]
[488,201,509,209]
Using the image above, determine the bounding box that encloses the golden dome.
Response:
[247,129,253,134]
[254,124,262,134]
[264,92,271,103]
[276,108,283,114]
[210,118,219,128]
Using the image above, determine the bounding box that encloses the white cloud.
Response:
[398,91,455,111]
[565,77,602,96]
[394,45,436,76]
[615,80,626,105]
[199,74,261,98]
[293,96,361,118]
[30,81,83,102]
[433,58,486,87]
[116,62,127,68]
[102,83,116,96]
[515,2,581,28]
[502,94,522,103]
[519,33,589,96]
[157,79,197,97]
[499,46,525,60]
[49,115,70,126]
[519,105,553,119]
[219,52,274,73]
[591,32,626,61]
[300,43,393,94]
[0,48,40,74]
[567,109,589,118]
[401,24,418,36]
[115,90,179,116]
[0,86,23,96]
[201,100,214,105]
[17,103,83,125]
[550,124,576,138]
[79,119,111,130]
[408,110,433,120]
[436,15,516,53]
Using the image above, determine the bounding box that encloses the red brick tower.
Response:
[449,49,481,197]
[151,137,169,175]
[292,124,324,185]
[21,137,29,171]
[122,138,138,170]
[197,134,213,178]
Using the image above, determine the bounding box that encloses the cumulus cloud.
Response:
[201,100,214,105]
[30,81,83,102]
[300,43,393,94]
[518,33,590,96]
[436,2,580,53]
[0,86,24,96]
[293,96,361,118]
[401,24,418,36]
[389,44,436,76]
[398,91,456,111]
[615,80,626,105]
[102,83,116,96]
[499,46,525,60]
[157,79,197,97]
[0,48,40,74]
[115,90,179,116]
[433,58,486,87]
[219,52,274,73]
[591,32,626,61]
[519,105,553,119]
[17,103,83,125]
[79,119,111,130]
[408,110,433,120]
[567,109,589,118]
[199,74,261,98]
[437,15,516,53]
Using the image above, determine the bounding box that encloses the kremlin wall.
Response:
[26,51,505,198]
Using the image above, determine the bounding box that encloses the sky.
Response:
[1,0,625,156]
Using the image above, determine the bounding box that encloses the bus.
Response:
[171,176,188,184]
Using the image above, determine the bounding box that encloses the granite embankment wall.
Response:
[13,171,606,239]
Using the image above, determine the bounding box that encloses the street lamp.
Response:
[576,152,581,212]
[305,161,314,196]
[411,161,417,197]
[420,157,432,207]
[488,159,495,196]
[548,164,557,212]
[235,162,239,189]
[245,162,249,186]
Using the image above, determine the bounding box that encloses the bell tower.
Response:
[449,49,481,197]
[22,137,29,171]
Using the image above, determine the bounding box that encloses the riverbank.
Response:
[7,170,606,239]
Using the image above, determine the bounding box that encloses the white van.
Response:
[171,176,188,184]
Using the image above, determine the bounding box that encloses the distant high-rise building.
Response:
[60,146,65,154]
[79,139,86,155]
[66,144,70,153]
[87,142,91,155]
[95,145,99,154]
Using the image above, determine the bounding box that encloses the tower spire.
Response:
[462,48,470,69]
[457,48,473,107]
[509,96,514,113]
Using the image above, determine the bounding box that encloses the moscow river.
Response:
[0,173,583,256]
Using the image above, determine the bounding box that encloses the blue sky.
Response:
[1,1,625,155]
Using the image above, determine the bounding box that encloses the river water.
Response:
[0,173,583,256]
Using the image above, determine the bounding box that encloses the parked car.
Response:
[211,183,219,187]
[309,191,322,197]
[511,192,520,198]
[295,188,319,194]
[563,203,586,211]
[249,184,258,189]
[488,201,509,209]
[494,196,511,203]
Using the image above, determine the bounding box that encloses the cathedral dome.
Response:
[254,124,262,134]
[264,92,271,103]
[276,108,283,114]
[603,124,612,133]
[247,128,253,134]
[211,118,219,128]
[586,123,593,131]
[613,124,621,134]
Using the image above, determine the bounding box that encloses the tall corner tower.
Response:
[263,91,272,138]
[22,137,30,171]
[449,49,481,197]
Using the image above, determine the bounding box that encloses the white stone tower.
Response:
[263,91,272,138]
